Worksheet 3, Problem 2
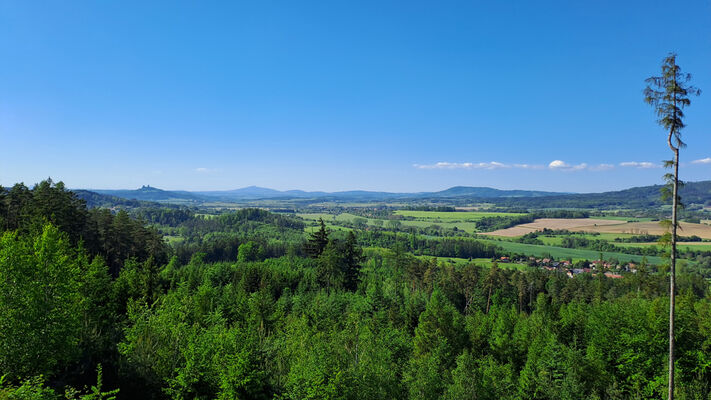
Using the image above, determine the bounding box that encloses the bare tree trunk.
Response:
[668,147,679,400]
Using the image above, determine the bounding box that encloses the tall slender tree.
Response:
[644,53,700,400]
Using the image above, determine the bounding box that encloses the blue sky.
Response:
[1,0,710,193]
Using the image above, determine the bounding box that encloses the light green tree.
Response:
[0,224,82,379]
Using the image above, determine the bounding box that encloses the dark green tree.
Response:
[644,52,701,400]
[342,231,364,291]
[305,218,330,258]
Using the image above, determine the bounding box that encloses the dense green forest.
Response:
[1,180,711,399]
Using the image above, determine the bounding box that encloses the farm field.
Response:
[615,242,711,252]
[569,221,711,239]
[482,218,624,237]
[393,210,527,233]
[299,210,527,234]
[594,215,656,222]
[481,218,711,240]
[393,210,526,220]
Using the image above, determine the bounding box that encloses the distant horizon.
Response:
[4,168,711,194]
[63,178,706,196]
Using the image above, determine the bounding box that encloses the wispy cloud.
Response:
[413,161,550,170]
[414,161,511,170]
[619,161,658,169]
[691,157,711,164]
[589,163,615,171]
[415,160,614,172]
[548,160,588,171]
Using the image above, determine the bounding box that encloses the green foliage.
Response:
[0,225,82,379]
[238,241,264,262]
[0,180,169,276]
[0,375,58,400]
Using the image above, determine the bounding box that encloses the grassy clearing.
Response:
[164,235,184,245]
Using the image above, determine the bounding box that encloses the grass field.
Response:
[614,242,711,252]
[299,210,527,234]
[415,256,529,270]
[394,210,525,220]
[393,210,526,233]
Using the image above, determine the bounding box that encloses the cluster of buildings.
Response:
[497,256,638,279]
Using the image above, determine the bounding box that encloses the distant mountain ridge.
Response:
[80,181,711,209]
[90,185,205,202]
[89,185,570,202]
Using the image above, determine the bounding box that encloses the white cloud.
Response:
[691,157,711,164]
[619,161,657,169]
[548,160,569,169]
[413,161,551,170]
[414,160,620,172]
[548,160,588,171]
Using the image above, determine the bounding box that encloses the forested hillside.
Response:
[1,180,711,399]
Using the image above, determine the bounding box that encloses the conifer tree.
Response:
[305,218,330,258]
[342,230,363,291]
[644,53,700,400]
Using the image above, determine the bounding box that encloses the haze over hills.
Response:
[81,181,711,209]
[88,185,570,203]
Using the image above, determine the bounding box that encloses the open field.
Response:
[594,216,656,222]
[614,242,711,252]
[482,218,711,240]
[482,218,623,237]
[394,210,526,220]
[570,221,711,239]
[299,210,529,234]
[393,210,528,233]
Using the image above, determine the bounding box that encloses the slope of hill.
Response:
[487,181,711,209]
[424,186,569,198]
[91,185,205,202]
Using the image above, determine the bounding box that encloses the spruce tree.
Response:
[305,218,330,258]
